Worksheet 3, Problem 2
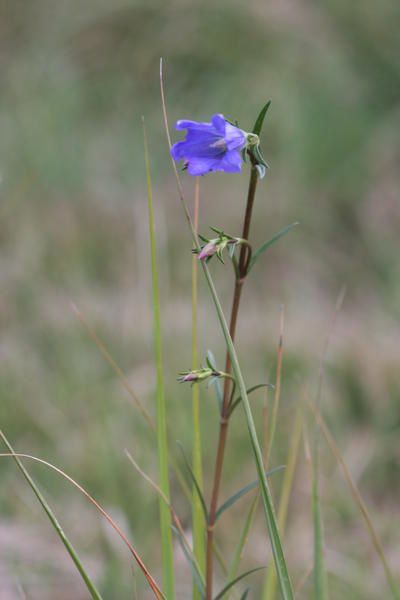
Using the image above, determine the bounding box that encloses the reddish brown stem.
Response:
[205,167,259,600]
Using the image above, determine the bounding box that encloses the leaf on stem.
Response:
[178,443,209,522]
[214,567,265,600]
[207,350,223,412]
[248,222,299,272]
[230,383,274,416]
[171,525,206,597]
[215,465,285,522]
[252,101,272,136]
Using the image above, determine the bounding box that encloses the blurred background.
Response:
[0,0,399,598]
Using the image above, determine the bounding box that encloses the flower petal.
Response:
[176,119,213,131]
[187,157,218,176]
[211,114,226,134]
[224,122,246,151]
[216,150,243,173]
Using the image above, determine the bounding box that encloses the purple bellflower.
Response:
[171,114,257,176]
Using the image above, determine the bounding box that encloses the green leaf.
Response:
[178,443,209,522]
[240,590,250,600]
[215,465,285,522]
[249,222,299,272]
[171,525,205,598]
[214,567,265,600]
[230,383,274,416]
[207,350,223,411]
[252,101,272,136]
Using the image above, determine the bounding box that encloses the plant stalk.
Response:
[205,166,258,600]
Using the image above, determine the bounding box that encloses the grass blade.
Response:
[125,450,205,597]
[229,383,273,416]
[0,433,103,600]
[215,465,284,522]
[214,567,265,600]
[178,443,209,522]
[160,58,294,600]
[172,525,206,598]
[73,304,191,503]
[192,177,206,599]
[143,118,175,598]
[0,446,165,598]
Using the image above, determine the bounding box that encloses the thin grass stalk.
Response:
[309,401,400,600]
[266,305,285,467]
[0,432,103,600]
[143,118,175,599]
[160,59,294,600]
[262,408,302,600]
[191,177,206,598]
[0,449,165,599]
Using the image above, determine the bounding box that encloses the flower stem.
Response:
[205,166,259,600]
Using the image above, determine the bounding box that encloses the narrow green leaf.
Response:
[249,222,299,272]
[143,118,175,598]
[214,567,265,600]
[178,443,209,522]
[252,101,272,136]
[171,525,205,598]
[0,432,103,600]
[207,350,223,411]
[230,383,274,415]
[240,590,250,600]
[215,465,284,522]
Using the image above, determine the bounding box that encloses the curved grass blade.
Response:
[126,450,205,597]
[214,567,265,600]
[215,465,284,522]
[172,525,205,598]
[178,443,209,522]
[230,383,273,416]
[240,590,250,600]
[0,448,165,599]
[143,118,175,598]
[252,101,272,136]
[161,59,294,600]
[0,434,103,600]
[249,223,299,272]
[72,304,191,503]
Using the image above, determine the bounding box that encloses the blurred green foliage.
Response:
[0,1,399,598]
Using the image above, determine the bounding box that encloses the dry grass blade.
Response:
[72,302,191,502]
[72,303,155,430]
[0,452,165,600]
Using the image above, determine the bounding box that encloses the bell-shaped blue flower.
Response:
[171,114,247,176]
